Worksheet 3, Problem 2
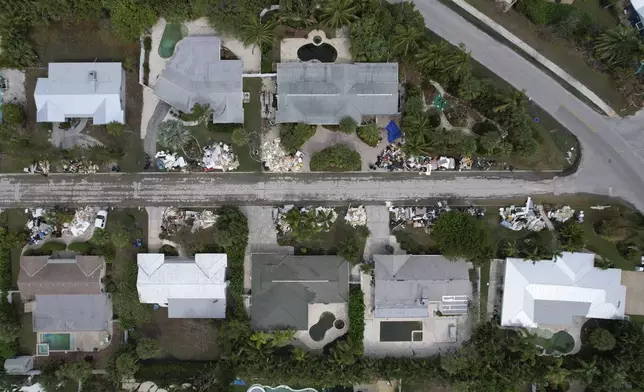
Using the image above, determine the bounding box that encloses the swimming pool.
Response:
[158,23,187,58]
[40,333,72,351]
[248,385,318,392]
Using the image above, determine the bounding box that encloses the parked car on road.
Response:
[95,210,108,229]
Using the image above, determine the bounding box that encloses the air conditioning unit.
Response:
[636,21,644,31]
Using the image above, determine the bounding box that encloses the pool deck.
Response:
[294,302,348,350]
[280,29,352,63]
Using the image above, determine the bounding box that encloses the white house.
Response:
[136,253,227,319]
[633,0,644,24]
[34,62,125,124]
[501,252,626,329]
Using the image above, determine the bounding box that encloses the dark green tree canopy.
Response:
[431,211,495,265]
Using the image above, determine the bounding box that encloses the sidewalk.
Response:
[445,0,618,117]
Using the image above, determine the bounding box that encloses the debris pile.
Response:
[155,151,187,171]
[24,161,50,175]
[547,206,575,223]
[201,143,239,172]
[345,206,367,227]
[274,205,338,234]
[62,207,96,237]
[26,208,52,245]
[389,201,485,229]
[260,139,303,172]
[374,142,460,173]
[60,160,99,174]
[499,197,546,232]
[161,208,218,235]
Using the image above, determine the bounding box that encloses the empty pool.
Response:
[379,321,423,342]
[297,42,338,62]
[309,312,335,341]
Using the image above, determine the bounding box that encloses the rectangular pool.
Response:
[379,321,423,342]
[40,333,72,351]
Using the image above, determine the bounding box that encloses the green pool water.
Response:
[40,333,72,351]
[159,23,186,58]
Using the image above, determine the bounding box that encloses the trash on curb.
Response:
[389,201,485,229]
[201,143,239,172]
[60,159,99,174]
[62,206,96,237]
[499,197,546,232]
[345,206,367,227]
[260,139,303,172]
[547,206,575,223]
[24,161,50,175]
[155,151,187,171]
[26,208,52,245]
[161,207,218,235]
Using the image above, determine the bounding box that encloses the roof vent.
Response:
[88,71,97,82]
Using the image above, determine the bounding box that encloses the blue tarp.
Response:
[386,120,401,143]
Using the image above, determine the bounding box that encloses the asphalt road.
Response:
[408,0,644,212]
[0,172,564,207]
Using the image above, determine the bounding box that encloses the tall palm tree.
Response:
[402,133,432,157]
[493,89,527,115]
[392,25,424,57]
[292,346,309,361]
[404,112,434,138]
[320,0,358,29]
[595,25,644,66]
[331,339,360,366]
[573,358,599,384]
[241,17,276,52]
[440,43,471,82]
[278,0,318,27]
[415,41,450,72]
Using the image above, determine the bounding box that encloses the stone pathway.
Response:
[300,126,388,171]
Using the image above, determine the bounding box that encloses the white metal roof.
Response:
[633,0,644,19]
[34,62,125,124]
[501,252,626,328]
[136,253,227,318]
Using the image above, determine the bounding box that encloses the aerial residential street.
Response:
[407,0,644,211]
[0,172,566,207]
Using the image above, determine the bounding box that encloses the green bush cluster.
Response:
[310,144,361,172]
[31,241,67,255]
[357,124,381,147]
[279,123,316,154]
[215,206,249,318]
[517,0,572,26]
[348,286,365,355]
[67,241,94,254]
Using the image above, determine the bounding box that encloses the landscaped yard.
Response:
[451,0,632,114]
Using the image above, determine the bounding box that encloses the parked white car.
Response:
[95,210,108,229]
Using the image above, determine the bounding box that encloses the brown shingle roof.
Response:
[18,255,104,298]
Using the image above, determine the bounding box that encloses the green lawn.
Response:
[394,227,439,254]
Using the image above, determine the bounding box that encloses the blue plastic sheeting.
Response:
[386,120,401,143]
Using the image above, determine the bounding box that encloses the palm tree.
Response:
[402,133,432,157]
[271,329,295,347]
[415,41,450,72]
[595,25,644,66]
[440,43,471,82]
[404,112,435,138]
[331,339,360,366]
[56,361,92,392]
[320,0,358,29]
[493,89,527,115]
[392,25,424,57]
[240,17,276,52]
[503,240,518,257]
[250,331,273,350]
[157,120,192,152]
[278,0,318,27]
[573,358,599,384]
[292,346,308,361]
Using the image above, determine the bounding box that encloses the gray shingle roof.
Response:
[18,255,104,299]
[373,255,471,318]
[276,63,399,124]
[250,254,349,330]
[153,36,244,123]
[167,298,226,319]
[33,294,111,332]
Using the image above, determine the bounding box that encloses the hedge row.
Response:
[349,285,365,354]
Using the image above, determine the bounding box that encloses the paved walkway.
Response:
[145,206,164,252]
[444,0,617,117]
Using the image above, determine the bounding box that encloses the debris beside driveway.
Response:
[260,138,303,172]
[201,143,239,172]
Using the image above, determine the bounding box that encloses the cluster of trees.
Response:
[517,0,644,107]
[309,143,361,171]
[279,123,317,154]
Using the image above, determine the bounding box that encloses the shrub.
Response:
[231,128,249,146]
[348,286,365,355]
[339,117,358,134]
[35,241,67,255]
[518,0,572,25]
[310,144,361,172]
[589,328,616,351]
[136,338,161,359]
[2,103,25,126]
[160,244,179,256]
[106,121,125,137]
[432,211,495,266]
[357,124,381,147]
[280,123,316,154]
[67,242,94,254]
